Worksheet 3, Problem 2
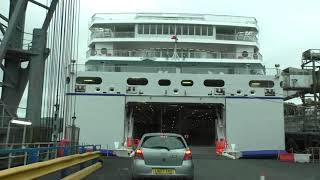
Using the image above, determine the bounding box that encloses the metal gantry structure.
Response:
[284,49,320,151]
[0,0,79,145]
[301,49,320,131]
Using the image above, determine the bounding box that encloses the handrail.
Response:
[307,147,320,163]
[0,151,102,180]
[216,33,257,42]
[0,144,101,169]
[0,142,55,146]
[74,64,278,75]
[91,13,258,24]
[86,48,263,60]
[0,144,100,154]
[91,31,135,38]
[89,30,258,42]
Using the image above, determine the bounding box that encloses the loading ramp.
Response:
[127,102,224,146]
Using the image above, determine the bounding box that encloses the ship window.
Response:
[127,78,148,85]
[181,80,193,86]
[143,24,150,34]
[183,24,188,35]
[163,24,169,34]
[208,26,213,36]
[138,24,143,34]
[150,24,156,34]
[249,80,274,88]
[76,77,102,84]
[115,24,134,32]
[176,24,182,35]
[204,79,225,87]
[158,79,171,86]
[156,24,162,34]
[115,65,121,72]
[195,26,201,35]
[189,25,194,35]
[170,24,175,35]
[202,25,208,36]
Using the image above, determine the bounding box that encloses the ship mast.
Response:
[171,35,179,60]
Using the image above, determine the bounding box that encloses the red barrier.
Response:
[279,153,294,162]
[215,139,227,155]
[58,139,70,157]
[127,138,140,148]
[127,137,133,148]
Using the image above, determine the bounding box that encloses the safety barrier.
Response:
[215,139,227,155]
[0,151,101,179]
[0,144,101,169]
[0,145,102,179]
[0,142,57,169]
[308,147,320,163]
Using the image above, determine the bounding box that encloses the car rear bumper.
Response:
[132,159,194,179]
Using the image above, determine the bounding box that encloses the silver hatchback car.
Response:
[132,133,194,180]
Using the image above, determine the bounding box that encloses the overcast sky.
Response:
[1,0,319,67]
[1,0,320,108]
[78,0,320,68]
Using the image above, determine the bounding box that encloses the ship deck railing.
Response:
[91,13,258,25]
[72,64,277,76]
[89,31,258,42]
[86,49,263,60]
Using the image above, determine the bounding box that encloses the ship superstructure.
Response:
[69,13,285,157]
[86,13,263,74]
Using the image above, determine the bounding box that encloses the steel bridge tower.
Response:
[0,0,59,144]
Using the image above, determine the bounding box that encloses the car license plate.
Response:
[152,168,176,175]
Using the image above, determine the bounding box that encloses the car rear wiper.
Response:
[149,146,170,151]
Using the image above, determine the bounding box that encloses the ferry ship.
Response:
[68,13,285,157]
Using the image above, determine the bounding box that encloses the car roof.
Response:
[141,133,183,138]
[138,133,189,148]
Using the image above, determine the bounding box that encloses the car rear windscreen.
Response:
[141,135,186,150]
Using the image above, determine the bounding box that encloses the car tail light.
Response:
[134,149,144,160]
[183,149,192,160]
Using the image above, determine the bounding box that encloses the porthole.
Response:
[76,77,102,84]
[159,79,171,86]
[249,80,274,88]
[204,79,224,87]
[242,51,249,57]
[127,78,148,85]
[181,80,193,86]
[101,48,108,54]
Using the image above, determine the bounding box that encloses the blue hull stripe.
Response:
[226,96,283,100]
[66,93,126,96]
[241,150,286,157]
